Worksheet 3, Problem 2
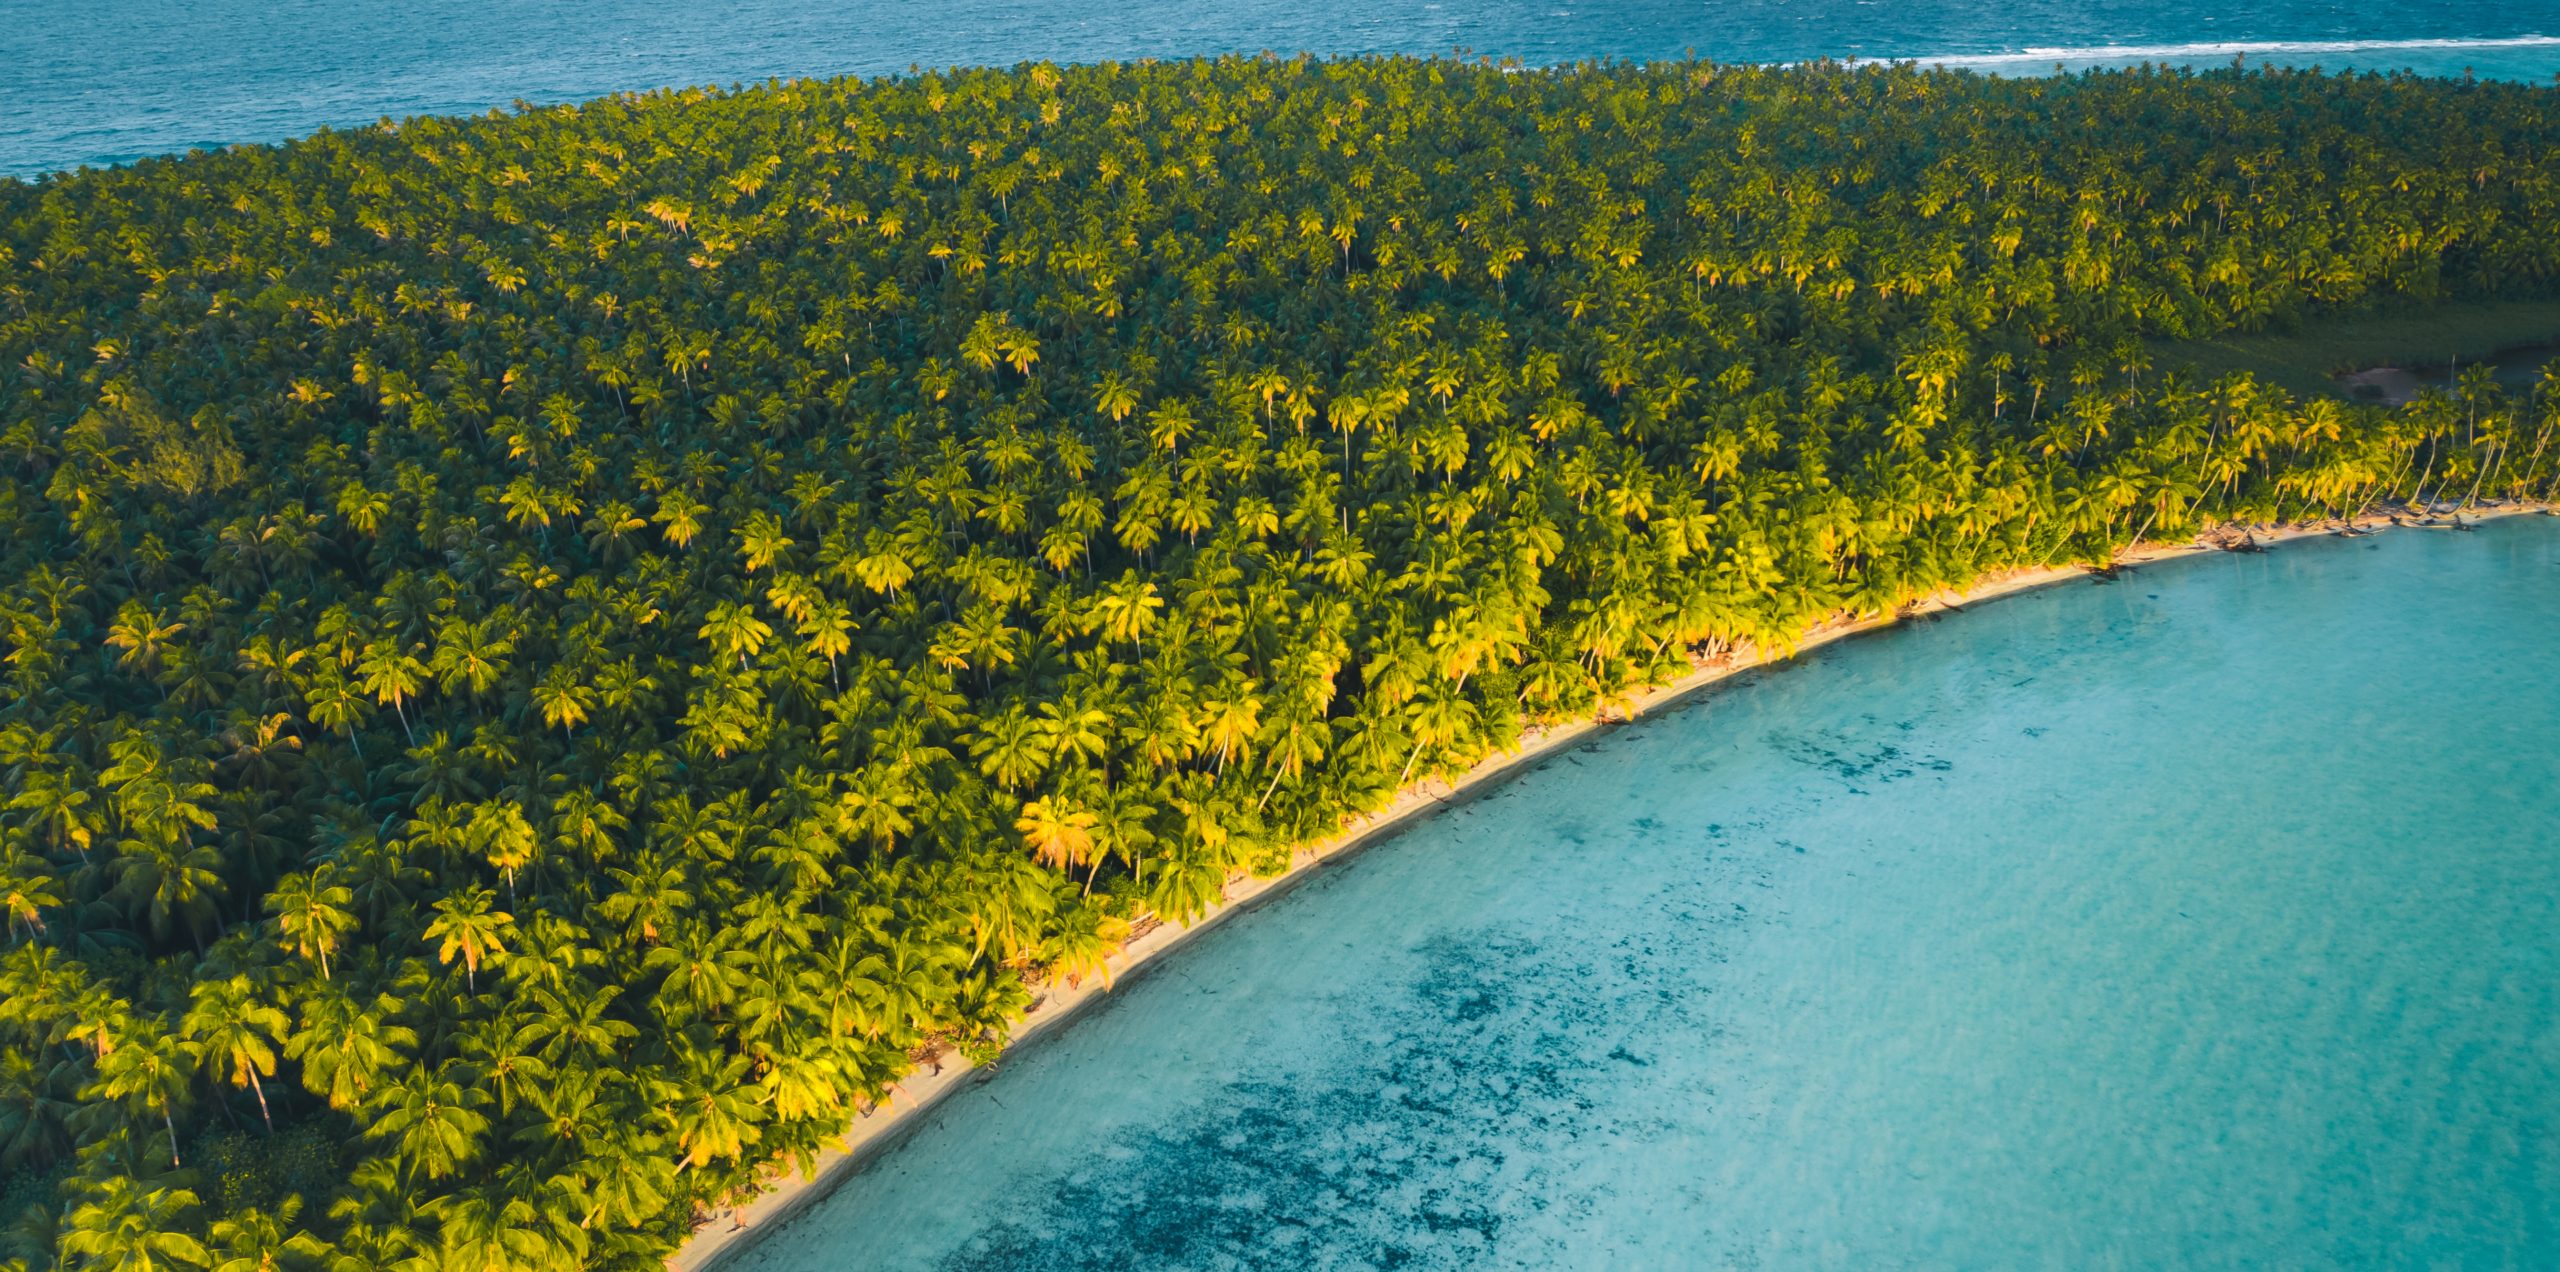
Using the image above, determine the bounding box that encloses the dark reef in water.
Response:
[935,924,1721,1270]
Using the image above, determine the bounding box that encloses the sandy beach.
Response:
[668,497,2555,1272]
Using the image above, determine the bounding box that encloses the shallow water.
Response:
[740,518,2560,1271]
[5,0,2557,178]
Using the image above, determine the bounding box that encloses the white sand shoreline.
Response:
[667,498,2554,1272]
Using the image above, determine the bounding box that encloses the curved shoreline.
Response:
[668,499,2553,1272]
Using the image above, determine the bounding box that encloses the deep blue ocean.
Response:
[3,0,2555,179]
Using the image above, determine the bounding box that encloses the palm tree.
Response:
[862,937,960,1042]
[106,835,228,948]
[1200,693,1263,774]
[284,981,416,1114]
[103,603,186,682]
[0,842,64,940]
[697,602,772,669]
[215,712,302,795]
[834,765,917,852]
[466,803,539,901]
[517,981,638,1067]
[300,667,374,759]
[735,511,796,574]
[968,707,1052,792]
[263,869,356,979]
[11,764,99,858]
[547,791,624,868]
[231,636,307,708]
[453,1020,553,1123]
[1091,787,1158,888]
[428,619,513,700]
[653,1048,764,1169]
[1091,573,1163,650]
[593,659,661,729]
[62,1177,208,1272]
[421,886,514,991]
[1037,901,1129,988]
[426,1164,589,1272]
[0,1044,80,1171]
[797,601,855,685]
[530,665,595,742]
[357,643,429,745]
[207,1196,331,1272]
[182,976,288,1133]
[364,1061,489,1182]
[651,489,708,548]
[598,851,691,944]
[572,1117,675,1235]
[101,734,219,851]
[1015,797,1096,873]
[85,1024,194,1167]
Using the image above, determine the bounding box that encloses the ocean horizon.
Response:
[4,0,2554,179]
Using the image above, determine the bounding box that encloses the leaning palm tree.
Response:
[182,976,288,1133]
[356,643,428,745]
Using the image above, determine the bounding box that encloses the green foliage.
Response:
[2153,297,2560,399]
[0,50,2555,1272]
[186,1129,335,1223]
[1,1164,69,1267]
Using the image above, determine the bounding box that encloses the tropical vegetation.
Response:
[0,51,2556,1272]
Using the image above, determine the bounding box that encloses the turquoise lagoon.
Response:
[737,518,2560,1271]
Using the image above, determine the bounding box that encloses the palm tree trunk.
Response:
[2461,443,2499,510]
[2405,441,2439,510]
[1395,737,1428,789]
[2123,503,2163,554]
[2514,415,2556,495]
[249,1069,274,1134]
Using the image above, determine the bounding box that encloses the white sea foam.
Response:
[1908,35,2559,68]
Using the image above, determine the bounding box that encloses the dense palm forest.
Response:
[1,51,2557,1272]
